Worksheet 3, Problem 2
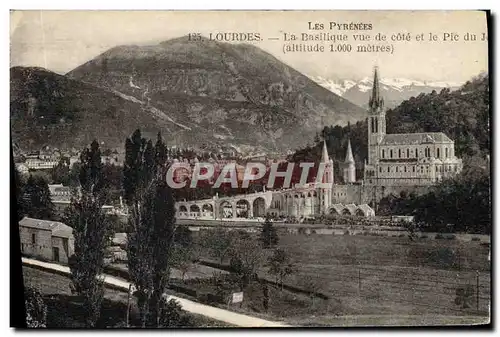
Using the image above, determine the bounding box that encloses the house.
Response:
[48,184,73,202]
[19,217,74,264]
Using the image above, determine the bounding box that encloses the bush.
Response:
[298,227,306,235]
[435,233,445,240]
[343,230,350,236]
[445,234,456,240]
[398,233,406,238]
[25,286,47,328]
[471,237,481,242]
[420,234,429,239]
[159,299,195,327]
[310,229,316,235]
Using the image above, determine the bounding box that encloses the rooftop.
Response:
[381,132,453,145]
[19,217,73,238]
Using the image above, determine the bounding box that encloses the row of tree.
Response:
[40,129,187,327]
[377,155,491,234]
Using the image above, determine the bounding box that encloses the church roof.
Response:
[381,132,452,145]
[330,204,345,214]
[344,139,355,164]
[358,204,375,216]
[344,204,358,215]
[321,140,330,163]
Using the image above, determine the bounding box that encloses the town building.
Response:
[25,155,58,171]
[19,217,74,263]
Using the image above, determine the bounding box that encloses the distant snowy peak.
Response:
[308,74,464,109]
[311,75,462,93]
[357,77,463,91]
[307,75,357,96]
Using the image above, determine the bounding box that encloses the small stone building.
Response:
[19,217,74,264]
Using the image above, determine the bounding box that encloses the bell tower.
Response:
[367,66,386,165]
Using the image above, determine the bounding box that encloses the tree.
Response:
[158,298,194,327]
[170,244,193,281]
[228,232,266,289]
[24,286,47,328]
[260,216,279,248]
[65,140,112,327]
[267,248,295,291]
[412,157,491,234]
[124,129,177,327]
[203,226,233,265]
[21,174,54,220]
[50,157,70,185]
[174,225,193,248]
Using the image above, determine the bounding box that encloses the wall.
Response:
[51,236,74,264]
[19,226,53,260]
[332,184,431,209]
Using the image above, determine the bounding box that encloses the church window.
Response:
[445,148,448,158]
[382,149,385,158]
[404,166,407,172]
[396,167,398,173]
[390,150,393,158]
[398,149,401,158]
[437,148,440,158]
[412,166,415,172]
[416,150,418,158]
[387,167,390,173]
[375,119,378,133]
[379,167,382,173]
[407,149,410,158]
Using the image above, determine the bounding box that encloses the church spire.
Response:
[369,66,384,112]
[321,140,329,162]
[344,139,354,164]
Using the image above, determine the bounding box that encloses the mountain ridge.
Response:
[308,75,463,109]
[63,37,368,152]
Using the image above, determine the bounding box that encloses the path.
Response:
[21,257,291,328]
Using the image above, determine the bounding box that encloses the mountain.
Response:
[309,75,463,109]
[63,36,366,153]
[10,66,171,151]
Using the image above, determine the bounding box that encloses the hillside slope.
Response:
[10,66,169,151]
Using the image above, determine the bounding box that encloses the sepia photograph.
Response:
[10,9,491,328]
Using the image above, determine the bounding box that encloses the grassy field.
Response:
[193,231,491,326]
[22,266,233,328]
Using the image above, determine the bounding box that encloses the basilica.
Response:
[363,67,463,186]
[174,67,463,220]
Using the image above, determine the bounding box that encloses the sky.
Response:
[10,10,488,82]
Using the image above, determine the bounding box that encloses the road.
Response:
[21,257,291,328]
